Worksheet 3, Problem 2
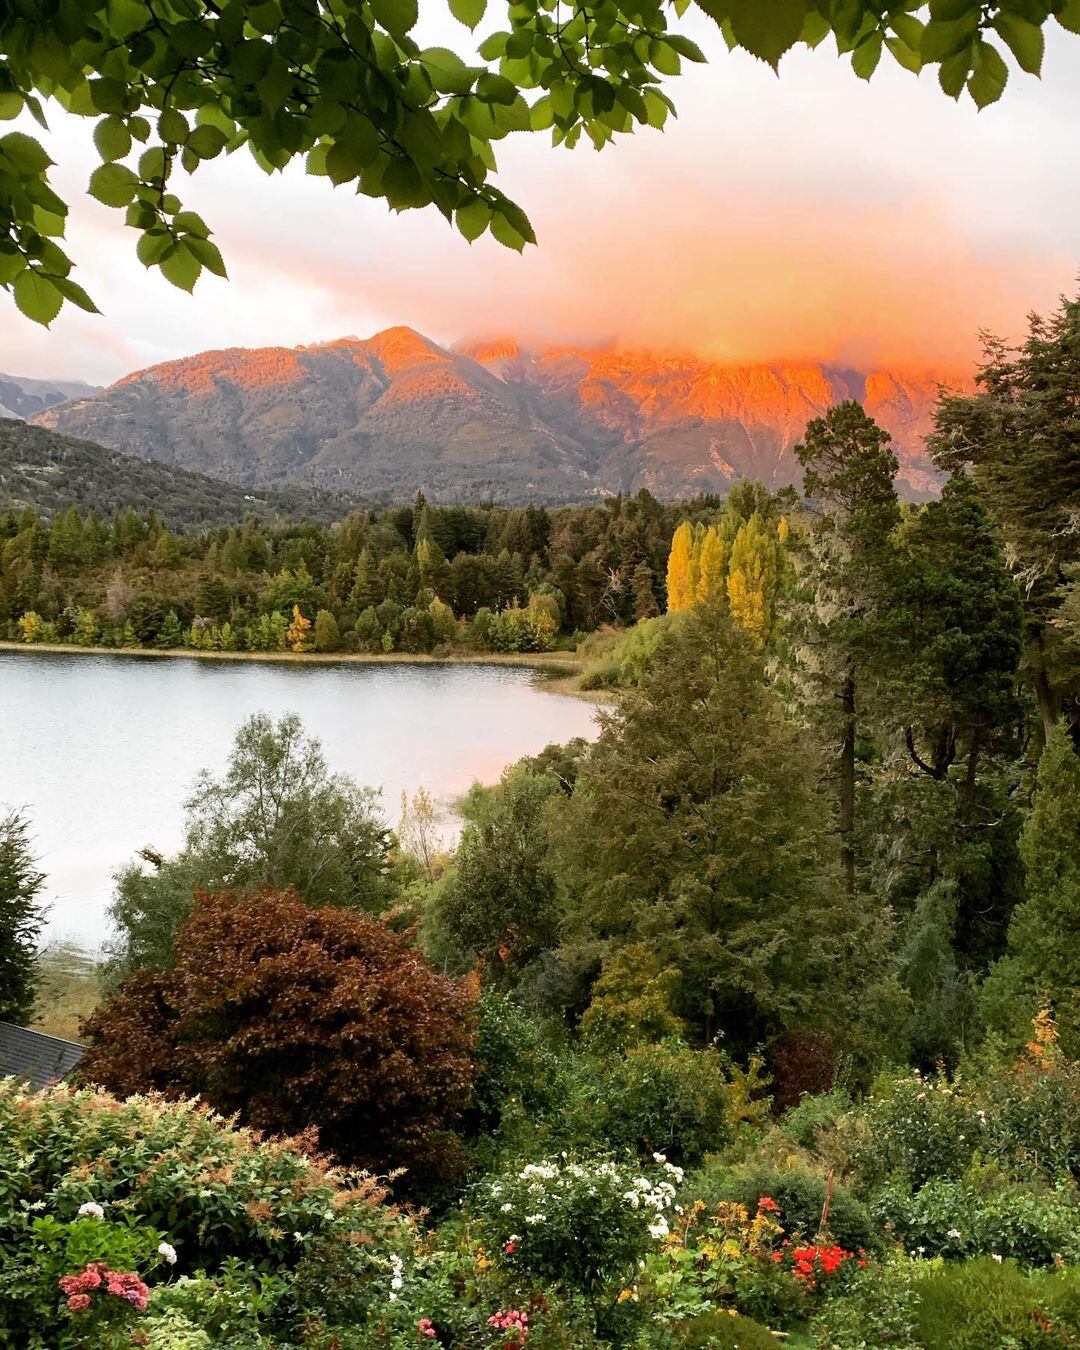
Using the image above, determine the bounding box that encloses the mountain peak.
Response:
[32,329,963,504]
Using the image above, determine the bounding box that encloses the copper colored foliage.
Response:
[766,1029,838,1116]
[79,889,478,1173]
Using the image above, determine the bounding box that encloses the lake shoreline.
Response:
[0,640,598,697]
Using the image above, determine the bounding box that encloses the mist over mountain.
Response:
[32,328,959,503]
[0,373,99,422]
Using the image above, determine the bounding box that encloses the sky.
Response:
[2,8,1079,386]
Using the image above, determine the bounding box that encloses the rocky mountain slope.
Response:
[34,328,961,502]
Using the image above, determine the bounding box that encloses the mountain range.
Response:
[29,328,963,503]
[0,373,99,422]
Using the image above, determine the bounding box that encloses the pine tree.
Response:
[665,522,693,613]
[350,548,379,611]
[0,811,46,1024]
[313,609,341,652]
[631,561,659,621]
[791,402,901,897]
[157,611,183,649]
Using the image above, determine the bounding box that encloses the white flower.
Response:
[77,1202,104,1220]
[501,1202,513,1213]
[157,1242,177,1265]
[524,1213,546,1225]
[652,1153,667,1164]
[947,1229,963,1241]
[647,1216,669,1240]
[992,1254,1003,1263]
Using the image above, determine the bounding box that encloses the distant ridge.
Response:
[34,329,965,503]
[0,420,359,527]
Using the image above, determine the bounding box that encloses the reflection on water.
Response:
[0,651,597,950]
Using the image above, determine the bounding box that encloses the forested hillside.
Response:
[0,420,359,528]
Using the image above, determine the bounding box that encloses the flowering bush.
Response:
[472,1154,683,1297]
[844,1071,980,1191]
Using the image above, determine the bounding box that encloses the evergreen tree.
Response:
[930,293,1080,734]
[791,401,901,897]
[985,724,1080,1051]
[0,811,46,1024]
[550,604,874,1048]
[631,561,659,621]
[313,609,341,652]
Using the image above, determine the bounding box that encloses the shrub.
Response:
[844,1072,979,1190]
[809,1254,920,1349]
[593,1040,736,1166]
[471,1154,682,1296]
[79,888,478,1176]
[0,1081,411,1346]
[870,1178,1080,1266]
[781,1087,853,1151]
[669,1311,780,1348]
[700,1163,878,1256]
[913,1258,1080,1350]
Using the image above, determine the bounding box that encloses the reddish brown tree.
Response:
[79,889,478,1175]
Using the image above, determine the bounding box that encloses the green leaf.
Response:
[852,30,883,78]
[449,0,486,29]
[13,269,62,325]
[490,210,525,251]
[52,275,100,313]
[369,0,418,37]
[0,131,52,174]
[0,252,27,285]
[187,125,227,160]
[476,72,517,105]
[938,47,971,94]
[136,230,173,267]
[0,93,23,121]
[886,35,924,72]
[666,34,708,61]
[159,107,190,145]
[921,14,979,60]
[88,77,128,115]
[456,197,490,240]
[185,235,228,278]
[728,0,806,67]
[968,37,1009,106]
[159,242,202,292]
[1058,0,1080,34]
[421,48,476,94]
[992,11,1044,73]
[88,162,139,208]
[93,117,131,162]
[889,13,926,51]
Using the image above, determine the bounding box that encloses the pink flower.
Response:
[417,1318,436,1339]
[66,1293,91,1312]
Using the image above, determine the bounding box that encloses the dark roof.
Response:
[0,1021,85,1090]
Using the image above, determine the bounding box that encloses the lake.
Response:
[0,650,598,951]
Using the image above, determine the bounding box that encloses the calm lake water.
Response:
[0,651,597,951]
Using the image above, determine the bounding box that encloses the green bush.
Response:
[846,1073,979,1191]
[809,1255,919,1349]
[870,1178,1080,1266]
[980,1058,1080,1184]
[669,1311,780,1347]
[914,1258,1080,1350]
[781,1087,854,1151]
[699,1163,878,1256]
[470,1154,681,1296]
[593,1040,735,1166]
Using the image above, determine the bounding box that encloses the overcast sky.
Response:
[3,8,1079,385]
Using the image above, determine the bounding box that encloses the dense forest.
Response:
[1,296,1079,1348]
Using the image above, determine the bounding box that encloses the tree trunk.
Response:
[840,670,856,898]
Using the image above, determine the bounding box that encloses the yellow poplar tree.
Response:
[727,513,779,642]
[688,522,706,606]
[697,526,727,606]
[287,605,312,653]
[665,522,693,612]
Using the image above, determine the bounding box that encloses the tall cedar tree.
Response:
[80,889,478,1176]
[792,401,901,897]
[0,811,46,1023]
[550,604,880,1049]
[930,293,1080,735]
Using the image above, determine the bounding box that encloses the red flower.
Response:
[757,1195,781,1214]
